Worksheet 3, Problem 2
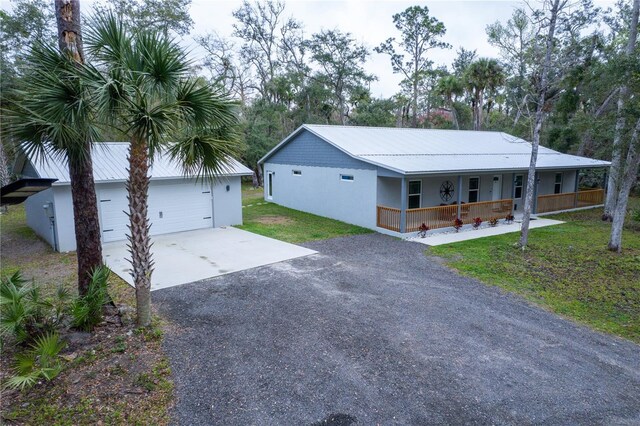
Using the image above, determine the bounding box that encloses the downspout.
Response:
[400,177,407,233]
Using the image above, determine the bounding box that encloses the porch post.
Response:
[400,176,407,233]
[456,175,462,219]
[532,172,539,214]
[511,173,516,213]
[573,169,580,208]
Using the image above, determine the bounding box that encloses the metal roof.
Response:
[260,124,610,175]
[26,142,253,185]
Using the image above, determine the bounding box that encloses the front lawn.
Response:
[239,183,372,243]
[0,206,174,425]
[429,199,640,343]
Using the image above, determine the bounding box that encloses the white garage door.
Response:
[99,181,213,243]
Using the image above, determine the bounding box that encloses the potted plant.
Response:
[418,223,430,238]
[453,218,463,232]
[472,217,482,230]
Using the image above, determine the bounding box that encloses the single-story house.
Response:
[16,143,252,252]
[259,125,610,234]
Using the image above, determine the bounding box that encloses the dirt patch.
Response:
[254,215,295,225]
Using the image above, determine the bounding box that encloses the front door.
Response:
[267,172,274,200]
[492,175,502,201]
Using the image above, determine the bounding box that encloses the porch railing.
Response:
[377,199,514,232]
[537,189,604,214]
[377,205,401,232]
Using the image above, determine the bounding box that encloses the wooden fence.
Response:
[537,189,604,213]
[376,205,401,232]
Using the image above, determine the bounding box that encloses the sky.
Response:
[3,0,618,98]
[187,0,524,97]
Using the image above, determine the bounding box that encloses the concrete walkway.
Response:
[103,227,316,291]
[407,218,564,246]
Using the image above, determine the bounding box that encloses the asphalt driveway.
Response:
[153,234,640,425]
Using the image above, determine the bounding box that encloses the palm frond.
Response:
[167,127,244,181]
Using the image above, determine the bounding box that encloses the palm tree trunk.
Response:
[127,137,153,327]
[55,0,102,295]
[69,149,103,294]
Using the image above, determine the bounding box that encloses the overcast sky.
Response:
[4,0,617,97]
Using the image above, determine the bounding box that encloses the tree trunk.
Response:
[127,137,153,327]
[608,117,640,252]
[0,142,9,187]
[412,78,418,128]
[55,0,102,295]
[450,98,460,130]
[604,0,639,219]
[519,0,562,248]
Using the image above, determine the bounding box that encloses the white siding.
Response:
[264,162,377,229]
[25,188,56,249]
[212,176,243,227]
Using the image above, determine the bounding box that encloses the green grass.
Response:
[238,182,372,243]
[429,198,640,343]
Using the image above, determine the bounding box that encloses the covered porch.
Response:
[376,170,605,234]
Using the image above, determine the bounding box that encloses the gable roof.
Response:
[21,142,253,185]
[260,125,610,175]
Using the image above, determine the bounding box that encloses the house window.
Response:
[292,170,302,176]
[514,175,523,199]
[554,172,563,194]
[408,180,421,209]
[468,177,480,203]
[340,174,354,182]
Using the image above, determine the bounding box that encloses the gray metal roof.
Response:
[25,142,253,185]
[261,124,610,175]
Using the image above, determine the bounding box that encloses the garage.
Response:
[17,142,253,252]
[98,180,215,243]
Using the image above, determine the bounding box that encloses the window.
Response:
[292,170,302,176]
[408,180,421,209]
[468,177,480,203]
[340,174,354,182]
[554,172,563,194]
[514,175,523,199]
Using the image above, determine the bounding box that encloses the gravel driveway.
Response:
[153,233,640,425]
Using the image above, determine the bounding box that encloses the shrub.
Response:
[489,217,499,227]
[453,218,463,232]
[505,214,515,223]
[632,209,640,222]
[0,272,69,345]
[418,223,430,238]
[71,266,110,332]
[472,217,482,229]
[4,332,66,390]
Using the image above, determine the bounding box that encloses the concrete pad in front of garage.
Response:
[102,227,317,291]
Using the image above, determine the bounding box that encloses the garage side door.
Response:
[99,186,129,243]
[147,181,213,235]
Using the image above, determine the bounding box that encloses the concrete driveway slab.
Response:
[154,233,640,425]
[102,227,316,291]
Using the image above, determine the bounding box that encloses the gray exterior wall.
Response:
[267,129,375,170]
[27,178,244,253]
[263,162,378,228]
[25,188,56,249]
[213,176,243,227]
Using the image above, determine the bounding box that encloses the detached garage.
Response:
[16,142,252,252]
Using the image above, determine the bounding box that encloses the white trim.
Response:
[491,175,502,201]
[340,174,355,182]
[554,172,563,194]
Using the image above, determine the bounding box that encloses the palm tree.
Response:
[83,15,242,326]
[464,58,505,130]
[435,75,464,129]
[4,43,103,296]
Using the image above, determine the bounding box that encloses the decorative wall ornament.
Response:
[440,180,455,202]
